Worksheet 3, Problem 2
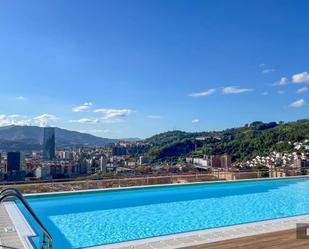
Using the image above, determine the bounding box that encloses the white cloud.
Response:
[33,114,58,127]
[277,90,285,95]
[273,77,288,86]
[0,113,58,127]
[13,119,32,126]
[16,96,27,101]
[8,114,20,118]
[296,87,308,94]
[262,68,276,74]
[259,63,265,68]
[0,114,12,126]
[222,86,254,94]
[147,115,163,119]
[192,119,199,123]
[262,91,269,96]
[72,102,93,112]
[78,129,110,134]
[0,115,15,126]
[70,108,133,125]
[189,89,216,97]
[292,72,309,83]
[0,114,32,126]
[93,108,133,120]
[289,99,305,108]
[69,118,99,124]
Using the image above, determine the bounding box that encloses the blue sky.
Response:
[0,0,308,138]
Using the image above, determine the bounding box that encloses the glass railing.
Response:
[1,167,309,194]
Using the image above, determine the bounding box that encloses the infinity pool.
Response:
[18,177,309,248]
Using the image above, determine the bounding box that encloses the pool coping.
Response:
[3,202,36,249]
[6,175,309,249]
[0,203,26,249]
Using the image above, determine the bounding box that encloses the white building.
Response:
[35,164,51,179]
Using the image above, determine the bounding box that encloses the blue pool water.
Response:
[18,177,309,249]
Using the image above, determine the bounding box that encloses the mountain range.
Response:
[0,125,139,151]
[1,118,308,161]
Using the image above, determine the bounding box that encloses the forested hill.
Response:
[144,119,309,162]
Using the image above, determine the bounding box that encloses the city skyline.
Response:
[0,0,309,139]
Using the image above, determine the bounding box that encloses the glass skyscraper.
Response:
[7,151,25,181]
[7,152,22,172]
[43,127,56,160]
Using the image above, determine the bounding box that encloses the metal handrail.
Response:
[0,187,23,197]
[0,188,52,249]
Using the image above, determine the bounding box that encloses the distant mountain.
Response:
[118,137,141,142]
[0,125,130,151]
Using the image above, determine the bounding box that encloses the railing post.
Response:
[49,237,52,249]
[42,234,47,249]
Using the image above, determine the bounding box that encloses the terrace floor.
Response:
[0,204,24,249]
[184,229,309,249]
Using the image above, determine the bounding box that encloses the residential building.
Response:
[220,154,232,169]
[139,156,149,165]
[210,155,222,168]
[100,155,107,172]
[35,164,51,179]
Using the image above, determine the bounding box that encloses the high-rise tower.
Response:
[43,127,56,160]
[7,151,25,181]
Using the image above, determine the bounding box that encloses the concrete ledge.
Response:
[0,203,26,249]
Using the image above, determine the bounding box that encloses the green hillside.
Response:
[144,119,309,162]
